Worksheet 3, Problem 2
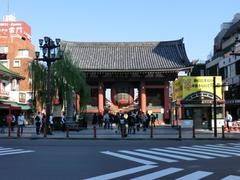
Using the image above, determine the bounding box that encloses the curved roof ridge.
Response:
[61,38,184,47]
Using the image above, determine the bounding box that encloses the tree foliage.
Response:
[30,53,90,113]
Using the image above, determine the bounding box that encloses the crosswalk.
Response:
[0,147,34,156]
[102,143,240,164]
[85,143,240,180]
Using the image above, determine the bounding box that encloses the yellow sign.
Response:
[173,76,222,100]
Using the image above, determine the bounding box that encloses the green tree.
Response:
[30,53,90,119]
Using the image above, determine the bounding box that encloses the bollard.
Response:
[150,124,153,138]
[222,125,225,139]
[178,126,182,139]
[66,127,69,138]
[192,125,195,138]
[93,126,96,138]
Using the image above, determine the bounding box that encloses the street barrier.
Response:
[0,123,240,139]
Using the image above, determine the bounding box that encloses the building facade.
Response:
[206,13,240,121]
[0,15,35,105]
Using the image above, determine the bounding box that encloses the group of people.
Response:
[92,110,157,137]
[0,112,26,137]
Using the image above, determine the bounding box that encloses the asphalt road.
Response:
[0,139,240,180]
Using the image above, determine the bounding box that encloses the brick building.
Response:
[0,15,35,105]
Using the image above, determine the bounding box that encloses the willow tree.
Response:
[30,53,90,120]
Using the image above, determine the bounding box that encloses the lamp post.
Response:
[35,37,63,137]
[213,76,228,138]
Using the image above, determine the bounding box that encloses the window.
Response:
[0,46,8,53]
[13,60,21,67]
[19,93,26,103]
[17,49,29,57]
[0,60,9,68]
[236,60,240,75]
[11,79,19,91]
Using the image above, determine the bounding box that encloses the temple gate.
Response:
[62,39,192,123]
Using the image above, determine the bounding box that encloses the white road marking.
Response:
[0,149,24,153]
[119,150,178,163]
[101,151,157,165]
[131,167,183,180]
[176,171,213,180]
[193,145,240,156]
[205,145,240,151]
[0,150,34,156]
[135,149,196,161]
[221,175,240,180]
[179,146,230,157]
[84,165,157,180]
[161,148,215,159]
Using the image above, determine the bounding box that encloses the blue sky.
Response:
[0,0,239,61]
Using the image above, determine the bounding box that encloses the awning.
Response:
[0,101,21,110]
[17,104,31,110]
[0,103,10,109]
[0,101,32,111]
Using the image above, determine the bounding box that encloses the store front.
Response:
[171,76,225,129]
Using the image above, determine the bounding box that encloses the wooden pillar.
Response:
[98,82,104,115]
[164,85,170,120]
[140,81,146,114]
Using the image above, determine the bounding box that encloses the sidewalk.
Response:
[1,124,240,140]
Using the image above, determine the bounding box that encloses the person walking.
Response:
[17,112,25,137]
[225,111,233,132]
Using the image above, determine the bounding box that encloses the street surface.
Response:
[0,139,240,180]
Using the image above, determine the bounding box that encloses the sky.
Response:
[0,0,240,61]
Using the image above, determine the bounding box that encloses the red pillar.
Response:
[98,83,104,115]
[76,94,80,113]
[164,85,170,120]
[140,82,146,114]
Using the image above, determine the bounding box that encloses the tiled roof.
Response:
[61,39,192,72]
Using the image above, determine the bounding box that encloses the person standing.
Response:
[6,113,13,136]
[49,113,54,135]
[17,112,25,137]
[225,111,233,132]
[35,112,41,135]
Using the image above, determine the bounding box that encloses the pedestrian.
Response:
[49,113,54,134]
[225,111,233,132]
[17,112,25,137]
[92,113,98,126]
[61,112,66,131]
[11,114,16,132]
[103,112,110,129]
[35,112,41,135]
[6,113,13,136]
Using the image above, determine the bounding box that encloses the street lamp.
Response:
[213,76,228,138]
[35,36,63,137]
